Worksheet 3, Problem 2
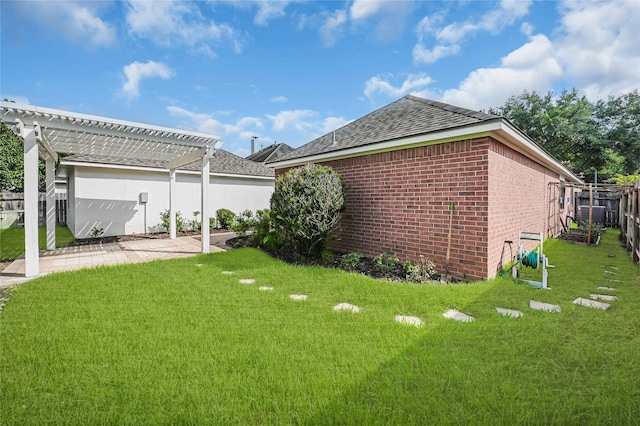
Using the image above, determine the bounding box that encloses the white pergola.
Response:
[0,101,222,277]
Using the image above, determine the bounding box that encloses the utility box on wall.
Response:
[139,192,148,204]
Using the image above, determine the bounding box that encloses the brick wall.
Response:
[486,140,560,278]
[275,137,564,280]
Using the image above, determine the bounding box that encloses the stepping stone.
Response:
[573,297,610,310]
[529,300,561,313]
[590,293,618,302]
[394,315,423,327]
[259,286,273,291]
[601,265,618,270]
[604,279,623,283]
[290,294,307,301]
[195,263,203,267]
[604,270,617,275]
[443,309,474,322]
[239,279,255,284]
[495,307,523,318]
[597,286,616,291]
[221,271,234,275]
[333,303,360,313]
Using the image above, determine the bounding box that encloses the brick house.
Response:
[269,95,582,280]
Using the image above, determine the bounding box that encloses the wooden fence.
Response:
[0,192,67,227]
[620,181,640,263]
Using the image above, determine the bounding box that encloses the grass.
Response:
[0,226,75,261]
[1,229,639,424]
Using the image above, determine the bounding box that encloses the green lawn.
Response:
[0,226,75,261]
[1,229,638,424]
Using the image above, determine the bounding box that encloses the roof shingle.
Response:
[271,95,500,163]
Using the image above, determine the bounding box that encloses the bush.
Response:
[160,209,186,233]
[341,252,364,272]
[404,255,437,283]
[270,164,345,259]
[216,208,236,229]
[374,252,400,277]
[232,210,255,236]
[250,209,285,250]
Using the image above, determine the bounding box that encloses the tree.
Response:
[489,89,606,177]
[270,164,345,259]
[0,122,46,192]
[594,90,640,175]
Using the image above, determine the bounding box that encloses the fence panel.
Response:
[0,192,67,227]
[620,182,640,263]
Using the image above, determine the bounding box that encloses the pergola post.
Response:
[201,148,211,254]
[169,168,177,239]
[45,153,56,250]
[22,124,40,277]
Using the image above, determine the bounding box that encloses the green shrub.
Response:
[250,209,285,250]
[216,208,236,229]
[160,209,186,233]
[270,164,345,259]
[341,252,364,271]
[190,211,201,231]
[404,255,437,283]
[232,210,255,236]
[374,252,399,277]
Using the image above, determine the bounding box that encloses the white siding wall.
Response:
[69,166,273,238]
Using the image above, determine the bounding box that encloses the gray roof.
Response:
[246,143,294,163]
[61,149,274,178]
[271,95,500,163]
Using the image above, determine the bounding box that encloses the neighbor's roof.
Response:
[0,101,221,163]
[271,95,500,164]
[59,149,274,179]
[269,95,582,184]
[245,143,294,163]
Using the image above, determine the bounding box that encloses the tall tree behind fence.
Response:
[620,181,640,263]
[0,192,67,227]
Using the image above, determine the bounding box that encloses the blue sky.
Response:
[2,0,638,157]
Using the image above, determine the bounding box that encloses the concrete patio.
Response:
[0,232,234,288]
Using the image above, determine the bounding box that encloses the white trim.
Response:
[58,159,275,181]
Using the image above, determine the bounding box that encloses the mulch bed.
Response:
[69,229,229,246]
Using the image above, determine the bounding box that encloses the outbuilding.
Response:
[58,151,274,239]
[269,95,582,280]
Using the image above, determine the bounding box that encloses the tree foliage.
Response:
[490,89,640,181]
[0,121,46,192]
[270,164,345,259]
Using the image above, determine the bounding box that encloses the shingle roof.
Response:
[246,143,294,163]
[271,95,500,163]
[61,149,274,178]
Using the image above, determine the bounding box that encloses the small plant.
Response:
[341,252,364,272]
[577,220,604,243]
[190,211,201,231]
[321,249,334,265]
[89,226,104,239]
[232,210,255,236]
[374,252,400,277]
[404,255,437,283]
[216,208,236,230]
[160,209,186,233]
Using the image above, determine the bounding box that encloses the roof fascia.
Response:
[58,159,274,180]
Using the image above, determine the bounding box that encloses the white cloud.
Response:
[125,0,242,55]
[7,1,116,48]
[350,0,387,21]
[364,73,433,99]
[319,10,347,47]
[322,117,353,134]
[266,110,318,132]
[121,61,175,99]
[413,0,532,64]
[441,35,563,110]
[253,0,292,26]
[554,0,640,100]
[271,96,288,103]
[167,106,264,140]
